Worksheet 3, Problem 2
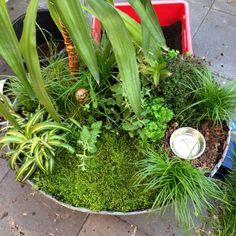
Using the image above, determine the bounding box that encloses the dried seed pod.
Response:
[60,19,78,73]
[75,88,88,104]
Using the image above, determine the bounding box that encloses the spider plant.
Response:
[134,149,224,232]
[0,110,74,182]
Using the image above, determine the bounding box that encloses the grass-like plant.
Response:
[183,68,236,125]
[209,166,236,236]
[134,149,224,231]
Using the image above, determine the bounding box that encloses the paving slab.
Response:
[213,0,236,16]
[187,1,210,37]
[78,214,148,236]
[0,158,9,183]
[193,9,236,80]
[0,171,88,236]
[7,0,28,20]
[119,208,192,236]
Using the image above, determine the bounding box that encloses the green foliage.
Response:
[128,0,167,56]
[88,0,141,116]
[33,133,155,212]
[209,167,236,236]
[141,98,173,140]
[0,0,33,96]
[184,68,236,126]
[141,59,172,87]
[122,98,173,142]
[70,119,102,171]
[51,0,100,83]
[115,8,142,47]
[0,93,20,129]
[134,149,224,231]
[19,0,60,122]
[0,110,74,182]
[159,55,207,123]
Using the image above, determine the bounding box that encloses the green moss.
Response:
[33,133,156,212]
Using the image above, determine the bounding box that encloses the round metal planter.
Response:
[27,180,155,216]
[26,125,236,215]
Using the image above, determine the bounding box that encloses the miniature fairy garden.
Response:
[0,0,236,234]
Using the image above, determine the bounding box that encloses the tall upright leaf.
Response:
[0,0,34,96]
[48,0,62,33]
[87,0,141,115]
[84,5,142,47]
[116,9,142,47]
[0,99,19,130]
[51,0,100,83]
[128,0,167,56]
[19,0,60,122]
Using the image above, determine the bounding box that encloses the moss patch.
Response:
[33,133,156,212]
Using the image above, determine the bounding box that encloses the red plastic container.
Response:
[92,0,193,54]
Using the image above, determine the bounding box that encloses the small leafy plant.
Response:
[134,149,224,231]
[70,119,102,171]
[122,98,173,142]
[141,59,172,87]
[0,110,74,181]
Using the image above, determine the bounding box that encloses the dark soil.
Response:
[162,21,182,53]
[164,121,229,171]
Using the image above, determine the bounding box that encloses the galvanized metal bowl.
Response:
[170,127,206,160]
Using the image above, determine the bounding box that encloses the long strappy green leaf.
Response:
[0,0,34,96]
[128,0,167,56]
[0,100,19,129]
[19,0,60,122]
[87,0,141,115]
[51,0,100,83]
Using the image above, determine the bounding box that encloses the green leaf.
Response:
[87,0,141,115]
[48,0,62,33]
[48,157,54,174]
[51,0,100,83]
[25,110,45,138]
[21,163,37,182]
[91,121,102,131]
[5,131,27,142]
[19,0,60,122]
[35,146,47,173]
[0,136,24,144]
[84,5,142,47]
[128,0,167,55]
[15,158,35,182]
[80,126,91,142]
[115,8,142,47]
[0,0,34,96]
[31,122,69,134]
[8,149,21,169]
[0,100,20,129]
[70,118,82,129]
[48,140,75,154]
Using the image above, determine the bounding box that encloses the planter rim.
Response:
[12,8,49,25]
[27,180,157,216]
